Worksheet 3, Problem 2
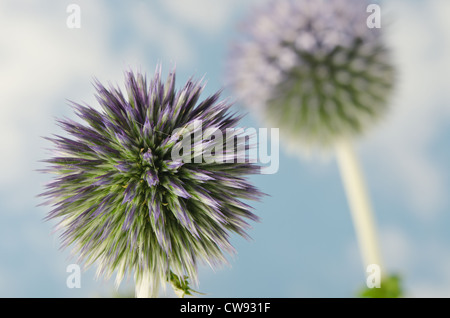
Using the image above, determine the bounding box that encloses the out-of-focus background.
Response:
[1,0,450,297]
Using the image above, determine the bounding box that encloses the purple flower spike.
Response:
[40,65,265,297]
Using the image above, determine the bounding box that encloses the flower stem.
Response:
[335,139,382,271]
[135,270,156,298]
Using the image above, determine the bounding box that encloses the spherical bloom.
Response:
[40,67,263,295]
[228,0,395,151]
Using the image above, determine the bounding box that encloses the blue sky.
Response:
[1,0,450,297]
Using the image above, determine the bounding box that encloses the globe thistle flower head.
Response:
[228,0,395,152]
[40,66,263,295]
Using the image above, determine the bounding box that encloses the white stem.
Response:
[335,139,382,271]
[173,288,185,298]
[135,270,153,298]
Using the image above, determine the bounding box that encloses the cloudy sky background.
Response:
[1,0,450,297]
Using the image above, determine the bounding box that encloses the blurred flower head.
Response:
[40,66,263,295]
[228,0,395,152]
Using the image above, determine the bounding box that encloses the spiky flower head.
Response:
[40,66,263,296]
[228,0,395,151]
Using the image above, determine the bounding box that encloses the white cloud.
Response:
[0,1,198,203]
[129,2,195,67]
[0,1,208,295]
[379,226,412,271]
[0,0,265,197]
[158,0,262,35]
[0,1,122,193]
[361,0,450,218]
[343,225,413,279]
[159,0,236,34]
[406,244,450,297]
[346,224,450,297]
[408,284,450,298]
